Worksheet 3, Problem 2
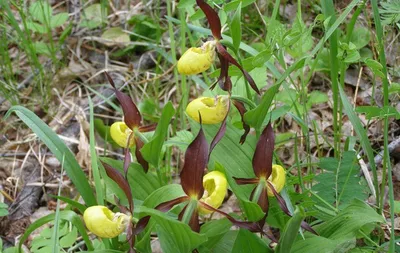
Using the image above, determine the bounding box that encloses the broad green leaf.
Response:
[80,4,104,28]
[389,83,400,94]
[350,27,371,49]
[29,1,52,24]
[0,203,9,216]
[101,27,130,45]
[100,158,162,201]
[317,199,384,239]
[26,21,46,33]
[291,235,356,253]
[232,229,270,253]
[177,0,195,8]
[33,42,52,56]
[306,91,328,110]
[230,3,242,51]
[59,226,77,247]
[5,106,96,206]
[252,48,273,67]
[164,130,194,152]
[364,58,383,71]
[311,151,368,207]
[18,210,93,251]
[224,0,257,12]
[141,184,185,210]
[141,102,175,167]
[198,218,232,251]
[139,207,207,253]
[135,184,185,252]
[50,13,69,28]
[276,207,305,253]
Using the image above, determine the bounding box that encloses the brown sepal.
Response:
[209,101,230,157]
[180,124,209,199]
[126,222,136,253]
[256,186,269,214]
[211,53,232,93]
[135,137,149,173]
[105,72,142,129]
[252,123,274,178]
[233,177,259,185]
[215,43,260,95]
[178,205,201,232]
[232,100,250,144]
[102,161,134,213]
[195,0,222,40]
[138,123,157,133]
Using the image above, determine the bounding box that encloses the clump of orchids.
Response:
[81,0,316,251]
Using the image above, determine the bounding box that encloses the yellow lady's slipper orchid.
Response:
[186,96,229,124]
[199,171,228,215]
[266,165,286,196]
[110,121,135,148]
[83,206,130,238]
[177,41,216,75]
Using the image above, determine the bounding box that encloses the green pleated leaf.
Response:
[317,199,384,239]
[139,206,207,253]
[230,2,242,51]
[141,102,175,168]
[100,158,162,201]
[5,106,96,206]
[231,229,270,253]
[276,207,306,253]
[135,184,186,252]
[291,236,356,253]
[311,151,369,207]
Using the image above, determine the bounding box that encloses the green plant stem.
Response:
[370,0,394,251]
[89,96,104,205]
[251,180,265,203]
[321,0,340,158]
[179,9,188,129]
[182,199,198,225]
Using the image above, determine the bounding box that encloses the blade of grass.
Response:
[89,96,104,205]
[51,156,64,253]
[5,106,96,206]
[371,0,394,251]
[321,0,340,158]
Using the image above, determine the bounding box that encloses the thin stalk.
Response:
[321,0,340,158]
[371,0,394,251]
[182,199,198,225]
[179,9,188,129]
[294,134,305,192]
[251,180,265,203]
